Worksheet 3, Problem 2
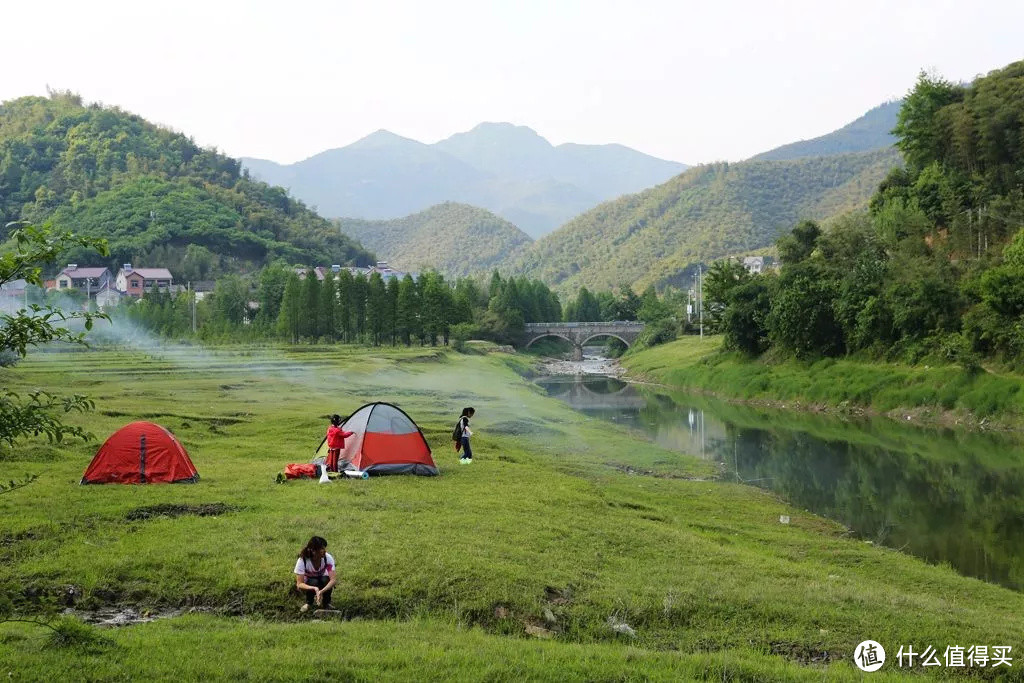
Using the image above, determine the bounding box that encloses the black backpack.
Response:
[452,417,465,442]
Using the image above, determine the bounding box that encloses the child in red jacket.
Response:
[325,414,354,472]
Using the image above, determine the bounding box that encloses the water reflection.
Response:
[537,375,1024,591]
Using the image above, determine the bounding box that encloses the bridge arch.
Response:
[523,333,575,349]
[579,333,631,348]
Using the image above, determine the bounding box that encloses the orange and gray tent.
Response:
[81,421,199,484]
[316,402,437,476]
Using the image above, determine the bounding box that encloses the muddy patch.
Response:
[769,641,837,664]
[125,503,234,521]
[64,607,196,627]
[99,410,249,426]
[488,419,562,437]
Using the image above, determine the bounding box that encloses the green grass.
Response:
[2,345,1023,679]
[624,336,1024,427]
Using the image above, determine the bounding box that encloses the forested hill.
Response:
[337,202,532,277]
[514,147,902,294]
[0,93,373,276]
[752,100,901,161]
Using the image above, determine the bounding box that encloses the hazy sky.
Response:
[5,0,1023,165]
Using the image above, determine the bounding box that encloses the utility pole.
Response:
[698,264,704,340]
[189,281,196,333]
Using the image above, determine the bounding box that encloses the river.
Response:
[537,360,1024,592]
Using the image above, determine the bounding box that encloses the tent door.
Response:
[139,433,147,483]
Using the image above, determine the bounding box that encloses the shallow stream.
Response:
[537,359,1024,592]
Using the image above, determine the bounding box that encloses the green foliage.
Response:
[517,148,901,295]
[0,93,373,276]
[1,224,107,449]
[776,219,821,265]
[722,279,772,355]
[712,59,1024,365]
[339,202,532,278]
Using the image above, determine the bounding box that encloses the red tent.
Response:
[81,421,199,484]
[316,402,437,476]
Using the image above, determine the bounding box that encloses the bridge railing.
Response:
[524,321,645,329]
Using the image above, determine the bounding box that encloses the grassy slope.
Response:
[338,202,533,277]
[514,148,901,295]
[2,346,1022,680]
[623,336,1024,427]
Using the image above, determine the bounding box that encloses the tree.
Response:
[766,261,844,357]
[396,274,419,346]
[366,272,386,345]
[335,269,353,342]
[211,275,249,327]
[722,279,772,355]
[300,271,321,339]
[276,273,302,343]
[777,220,821,265]
[319,273,336,342]
[702,260,750,331]
[1,224,108,449]
[256,263,292,324]
[894,70,964,172]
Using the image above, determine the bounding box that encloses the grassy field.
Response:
[623,336,1024,428]
[1,345,1022,680]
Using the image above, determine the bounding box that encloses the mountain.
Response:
[337,202,532,278]
[242,123,687,238]
[752,100,901,161]
[514,147,902,294]
[0,93,373,274]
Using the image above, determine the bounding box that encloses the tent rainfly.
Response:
[81,421,199,484]
[317,402,437,476]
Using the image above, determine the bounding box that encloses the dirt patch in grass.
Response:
[606,462,708,480]
[488,420,562,437]
[100,411,249,426]
[768,641,837,665]
[125,503,235,521]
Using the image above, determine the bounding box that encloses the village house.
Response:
[741,256,774,275]
[0,279,28,315]
[115,264,174,298]
[55,265,112,294]
[94,282,125,309]
[295,266,328,281]
[367,261,408,280]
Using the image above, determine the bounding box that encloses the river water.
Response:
[537,366,1024,592]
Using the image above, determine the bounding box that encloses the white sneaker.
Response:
[300,604,309,613]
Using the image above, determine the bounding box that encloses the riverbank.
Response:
[2,346,1022,679]
[621,336,1024,431]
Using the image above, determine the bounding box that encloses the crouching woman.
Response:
[294,535,336,612]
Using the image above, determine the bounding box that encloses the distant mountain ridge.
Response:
[242,123,687,238]
[337,202,532,278]
[752,100,901,161]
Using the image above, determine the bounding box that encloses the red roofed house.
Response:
[115,263,174,298]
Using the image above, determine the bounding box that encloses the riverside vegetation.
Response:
[2,346,1023,680]
[625,61,1024,428]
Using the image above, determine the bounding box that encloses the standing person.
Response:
[325,414,354,472]
[455,407,475,464]
[293,536,336,613]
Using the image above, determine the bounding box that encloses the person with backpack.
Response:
[453,407,475,464]
[325,414,354,472]
[293,535,336,612]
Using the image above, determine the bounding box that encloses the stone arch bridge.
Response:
[523,321,646,360]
